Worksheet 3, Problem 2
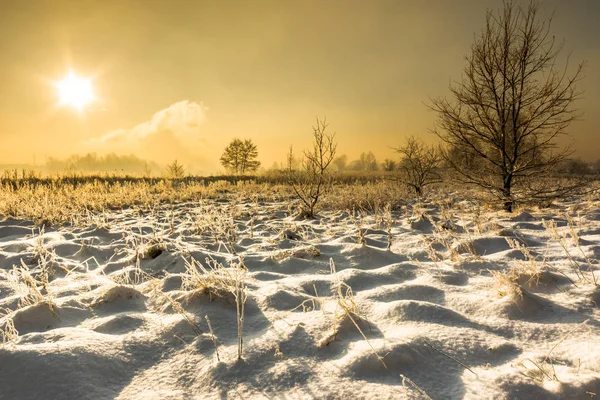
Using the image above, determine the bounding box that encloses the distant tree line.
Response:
[273,151,389,173]
[45,153,159,176]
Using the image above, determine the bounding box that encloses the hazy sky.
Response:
[0,0,598,173]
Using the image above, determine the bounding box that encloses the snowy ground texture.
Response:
[0,197,599,399]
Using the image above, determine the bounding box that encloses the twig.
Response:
[423,339,477,376]
[205,315,220,362]
[400,374,433,399]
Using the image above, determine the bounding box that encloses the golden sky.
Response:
[0,0,598,173]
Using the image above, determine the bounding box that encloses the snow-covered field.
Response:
[0,197,599,399]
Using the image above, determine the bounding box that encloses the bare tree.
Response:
[142,162,152,178]
[286,146,295,172]
[430,0,585,212]
[381,159,397,172]
[290,118,337,218]
[360,152,378,172]
[393,136,442,196]
[332,154,348,172]
[166,160,185,179]
[348,152,378,172]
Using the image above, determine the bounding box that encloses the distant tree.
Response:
[347,159,363,171]
[443,142,480,172]
[360,152,378,171]
[381,159,397,172]
[347,152,378,172]
[285,146,301,172]
[430,0,585,212]
[557,158,593,176]
[239,139,260,173]
[394,136,442,196]
[220,138,261,174]
[332,155,348,172]
[166,159,185,179]
[143,162,152,178]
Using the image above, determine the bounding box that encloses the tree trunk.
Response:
[503,174,513,212]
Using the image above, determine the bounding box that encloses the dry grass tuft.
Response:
[543,219,597,285]
[0,309,18,345]
[183,256,247,360]
[317,259,387,368]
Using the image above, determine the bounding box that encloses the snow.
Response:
[0,198,599,399]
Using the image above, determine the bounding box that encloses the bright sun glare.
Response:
[55,71,94,111]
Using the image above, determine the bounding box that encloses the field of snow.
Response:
[0,196,599,399]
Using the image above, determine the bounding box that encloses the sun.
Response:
[54,71,94,111]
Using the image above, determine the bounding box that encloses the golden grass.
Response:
[0,178,291,226]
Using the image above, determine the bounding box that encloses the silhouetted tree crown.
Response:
[220,138,261,174]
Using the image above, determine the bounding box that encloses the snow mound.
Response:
[410,215,434,232]
[511,211,537,222]
[92,285,147,312]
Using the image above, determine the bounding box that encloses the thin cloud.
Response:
[87,100,209,167]
[99,100,207,142]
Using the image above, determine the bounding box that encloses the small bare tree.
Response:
[393,136,442,196]
[430,0,585,212]
[290,118,337,218]
[166,160,185,179]
[142,162,152,178]
[286,146,296,172]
